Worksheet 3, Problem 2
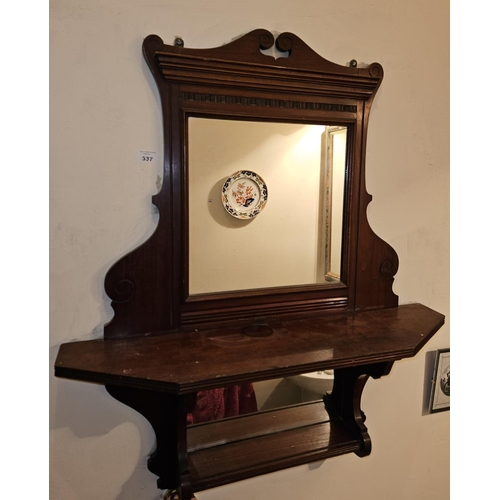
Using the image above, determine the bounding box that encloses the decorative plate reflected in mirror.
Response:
[221,170,268,219]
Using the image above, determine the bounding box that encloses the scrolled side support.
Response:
[105,385,197,495]
[323,362,394,457]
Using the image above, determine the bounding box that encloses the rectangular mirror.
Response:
[104,30,399,337]
[188,117,348,295]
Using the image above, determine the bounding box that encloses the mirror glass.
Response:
[188,118,347,295]
[187,372,335,425]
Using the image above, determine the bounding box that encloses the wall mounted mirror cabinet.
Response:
[55,29,445,499]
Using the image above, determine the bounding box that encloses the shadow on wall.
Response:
[50,344,163,500]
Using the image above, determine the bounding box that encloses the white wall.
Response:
[50,1,449,499]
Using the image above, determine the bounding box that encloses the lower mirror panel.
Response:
[107,363,390,497]
[187,370,335,424]
[187,399,360,492]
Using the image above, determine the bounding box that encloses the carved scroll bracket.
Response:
[323,362,394,457]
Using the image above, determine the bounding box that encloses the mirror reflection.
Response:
[323,126,347,281]
[187,371,335,425]
[255,370,335,410]
[188,118,348,295]
[187,117,342,424]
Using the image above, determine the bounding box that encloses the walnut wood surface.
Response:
[56,303,444,394]
[187,400,330,452]
[102,29,398,339]
[54,30,445,497]
[188,415,360,491]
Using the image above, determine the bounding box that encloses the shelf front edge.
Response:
[54,303,445,394]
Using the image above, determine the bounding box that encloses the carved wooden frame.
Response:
[103,29,399,340]
[53,30,447,500]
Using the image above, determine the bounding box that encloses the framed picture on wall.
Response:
[429,348,450,413]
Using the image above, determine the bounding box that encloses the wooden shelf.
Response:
[55,303,444,495]
[53,30,447,498]
[55,303,444,394]
[187,401,360,491]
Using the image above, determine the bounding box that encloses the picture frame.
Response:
[429,348,450,413]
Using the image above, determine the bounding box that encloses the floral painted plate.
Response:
[221,170,268,219]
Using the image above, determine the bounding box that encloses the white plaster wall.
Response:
[50,1,449,499]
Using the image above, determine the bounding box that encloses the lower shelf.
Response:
[55,304,445,497]
[187,400,362,492]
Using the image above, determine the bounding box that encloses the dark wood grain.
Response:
[184,400,362,491]
[103,29,396,339]
[105,386,196,491]
[189,419,360,491]
[187,400,330,452]
[54,30,446,497]
[55,303,444,394]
